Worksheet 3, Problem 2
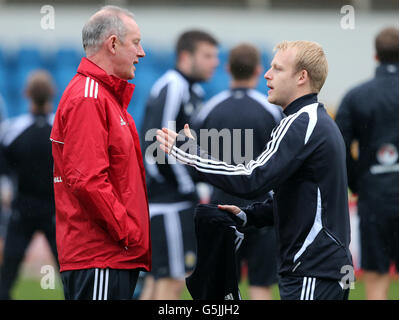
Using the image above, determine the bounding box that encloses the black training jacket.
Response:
[0,113,55,211]
[171,93,353,280]
[186,204,243,300]
[140,69,204,203]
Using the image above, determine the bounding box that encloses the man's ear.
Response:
[177,50,193,72]
[105,35,118,55]
[180,50,194,64]
[298,69,309,86]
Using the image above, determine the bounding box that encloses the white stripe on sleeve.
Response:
[89,78,95,98]
[170,103,318,178]
[84,77,90,98]
[94,81,99,99]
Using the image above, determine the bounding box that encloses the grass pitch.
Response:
[9,274,399,300]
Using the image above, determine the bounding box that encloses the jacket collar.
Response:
[174,68,202,87]
[77,57,135,110]
[283,93,318,116]
[376,63,399,77]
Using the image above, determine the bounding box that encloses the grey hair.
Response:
[82,5,135,56]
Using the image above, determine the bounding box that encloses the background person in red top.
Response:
[50,5,150,300]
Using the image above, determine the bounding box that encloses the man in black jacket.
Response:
[157,40,353,300]
[335,26,399,300]
[0,70,59,299]
[140,30,219,300]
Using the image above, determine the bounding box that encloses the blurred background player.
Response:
[192,43,282,300]
[139,30,219,300]
[0,70,58,299]
[0,92,9,258]
[335,26,399,300]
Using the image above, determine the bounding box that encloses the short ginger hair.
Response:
[275,40,328,93]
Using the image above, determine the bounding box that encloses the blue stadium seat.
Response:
[0,47,6,67]
[145,50,175,74]
[202,68,229,101]
[10,47,45,96]
[53,65,76,110]
[16,46,43,66]
[258,49,272,94]
[51,47,83,109]
[128,64,161,131]
[218,47,229,63]
[0,47,11,116]
[129,94,147,132]
[0,47,7,96]
[261,50,271,68]
[5,89,28,118]
[55,47,83,68]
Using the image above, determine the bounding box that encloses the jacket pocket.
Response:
[291,228,352,279]
[108,154,129,198]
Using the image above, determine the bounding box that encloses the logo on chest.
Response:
[370,143,399,174]
[120,116,127,126]
[377,143,398,165]
[184,102,195,116]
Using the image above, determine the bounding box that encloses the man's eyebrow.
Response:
[271,62,282,68]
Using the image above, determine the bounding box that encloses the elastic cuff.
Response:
[236,210,247,227]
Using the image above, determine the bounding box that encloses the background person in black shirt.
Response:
[139,30,219,300]
[0,92,9,258]
[0,70,59,300]
[335,26,399,300]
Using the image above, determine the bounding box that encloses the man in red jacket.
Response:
[50,5,150,300]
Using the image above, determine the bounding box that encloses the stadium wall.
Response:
[0,4,398,113]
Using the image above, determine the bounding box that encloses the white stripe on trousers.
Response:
[300,277,316,300]
[149,202,192,279]
[93,268,98,300]
[93,268,109,300]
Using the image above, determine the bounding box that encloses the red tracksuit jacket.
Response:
[50,58,151,272]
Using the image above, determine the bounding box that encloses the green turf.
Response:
[11,275,65,300]
[180,278,399,300]
[9,274,399,300]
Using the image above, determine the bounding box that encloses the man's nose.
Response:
[139,45,145,58]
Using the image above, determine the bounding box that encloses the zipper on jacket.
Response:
[324,229,343,247]
[292,261,301,272]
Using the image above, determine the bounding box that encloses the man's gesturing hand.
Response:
[156,123,194,154]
